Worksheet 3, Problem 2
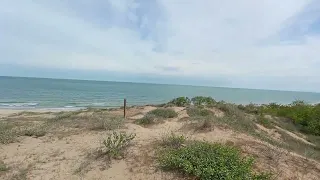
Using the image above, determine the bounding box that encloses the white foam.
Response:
[0,102,38,107]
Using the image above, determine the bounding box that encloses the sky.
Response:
[1,0,320,92]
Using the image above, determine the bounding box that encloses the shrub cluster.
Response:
[167,97,320,136]
[261,101,320,135]
[191,96,216,107]
[168,96,216,107]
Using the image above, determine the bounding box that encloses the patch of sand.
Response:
[255,124,282,141]
[208,107,224,117]
[274,126,316,146]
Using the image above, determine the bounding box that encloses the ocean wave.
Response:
[91,102,107,106]
[0,102,38,107]
[64,106,75,108]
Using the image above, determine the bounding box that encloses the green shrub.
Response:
[21,125,47,137]
[191,96,216,107]
[187,107,213,117]
[135,114,156,125]
[148,108,178,118]
[0,160,9,171]
[168,97,191,107]
[261,101,320,135]
[157,141,271,180]
[102,131,136,159]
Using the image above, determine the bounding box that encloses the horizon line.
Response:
[1,75,319,94]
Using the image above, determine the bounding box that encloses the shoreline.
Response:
[0,107,83,118]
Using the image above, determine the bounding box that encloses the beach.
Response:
[1,100,320,180]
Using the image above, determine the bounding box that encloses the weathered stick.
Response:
[124,98,127,118]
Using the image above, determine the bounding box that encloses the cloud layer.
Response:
[1,0,320,91]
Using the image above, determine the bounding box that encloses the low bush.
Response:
[0,122,17,144]
[21,126,47,137]
[157,141,271,180]
[135,114,156,125]
[102,131,136,159]
[187,107,213,117]
[148,108,178,118]
[261,101,320,135]
[168,97,191,107]
[191,96,216,107]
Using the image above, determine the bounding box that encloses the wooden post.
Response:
[124,98,126,118]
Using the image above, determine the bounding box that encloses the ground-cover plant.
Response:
[157,140,271,180]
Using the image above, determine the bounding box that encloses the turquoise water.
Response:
[1,76,320,109]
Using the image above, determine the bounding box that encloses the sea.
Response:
[1,76,320,109]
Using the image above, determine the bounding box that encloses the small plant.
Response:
[168,97,191,107]
[21,125,47,137]
[157,141,271,180]
[257,116,273,129]
[161,133,186,149]
[135,114,156,125]
[0,160,9,171]
[102,131,136,159]
[148,108,178,118]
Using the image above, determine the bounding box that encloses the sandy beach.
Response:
[0,108,80,118]
[0,104,320,180]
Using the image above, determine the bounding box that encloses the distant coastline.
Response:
[1,76,320,110]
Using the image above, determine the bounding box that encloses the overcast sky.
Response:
[1,0,320,92]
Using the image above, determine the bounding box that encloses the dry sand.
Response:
[0,106,319,180]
